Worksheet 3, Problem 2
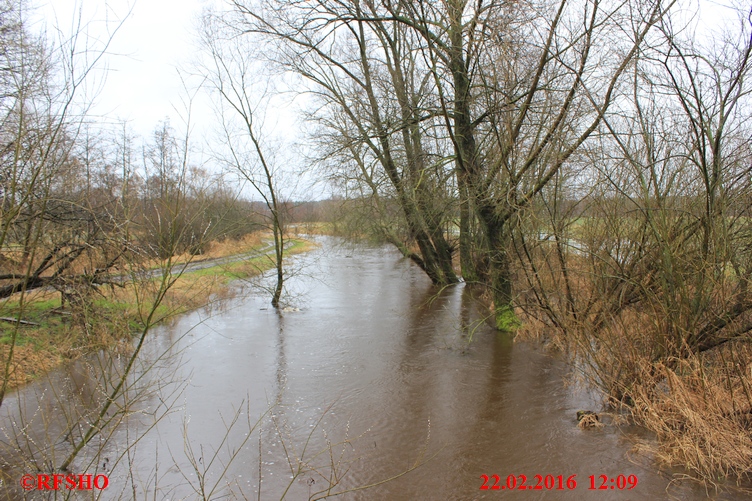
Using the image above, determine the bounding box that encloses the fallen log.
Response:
[0,316,40,326]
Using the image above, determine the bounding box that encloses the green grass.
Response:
[181,237,311,282]
[0,236,315,388]
[0,297,64,345]
[0,237,312,344]
[0,331,31,346]
[2,297,60,318]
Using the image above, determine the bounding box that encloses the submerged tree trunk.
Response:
[482,216,519,331]
[200,15,287,308]
[271,209,284,308]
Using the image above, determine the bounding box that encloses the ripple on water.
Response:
[0,238,747,500]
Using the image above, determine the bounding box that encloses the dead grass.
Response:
[140,232,266,270]
[630,350,752,485]
[514,245,752,487]
[290,222,337,235]
[0,232,313,391]
[577,412,604,429]
[537,307,752,488]
[0,344,60,387]
[0,233,268,279]
[515,313,568,351]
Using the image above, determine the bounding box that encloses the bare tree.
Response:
[528,1,752,361]
[0,0,127,406]
[225,0,670,331]
[200,14,288,307]
[227,0,460,286]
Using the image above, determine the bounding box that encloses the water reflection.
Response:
[0,237,747,500]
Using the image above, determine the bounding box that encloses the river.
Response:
[0,237,744,500]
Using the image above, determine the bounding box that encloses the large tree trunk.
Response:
[484,220,519,332]
[356,16,458,286]
[458,174,480,283]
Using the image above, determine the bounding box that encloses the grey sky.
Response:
[41,0,213,138]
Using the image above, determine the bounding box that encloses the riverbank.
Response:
[516,290,752,491]
[2,237,749,500]
[0,233,314,390]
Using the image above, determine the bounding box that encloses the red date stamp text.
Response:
[479,474,638,491]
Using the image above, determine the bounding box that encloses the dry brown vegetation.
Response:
[631,350,752,483]
[0,232,311,392]
[515,238,752,489]
[503,1,752,482]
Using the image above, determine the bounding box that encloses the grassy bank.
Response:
[0,233,314,389]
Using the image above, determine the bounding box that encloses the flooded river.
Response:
[0,238,745,499]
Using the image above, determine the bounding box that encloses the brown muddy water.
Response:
[0,237,747,500]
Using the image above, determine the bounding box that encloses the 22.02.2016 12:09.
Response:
[479,474,638,491]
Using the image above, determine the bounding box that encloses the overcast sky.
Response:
[36,0,317,198]
[40,0,216,139]
[34,0,736,202]
[38,0,734,135]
